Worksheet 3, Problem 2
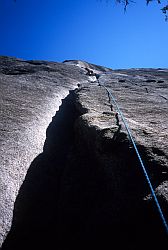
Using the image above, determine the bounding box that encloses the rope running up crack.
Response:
[97,75,168,235]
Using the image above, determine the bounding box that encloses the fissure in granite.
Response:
[1,89,79,249]
[1,79,168,249]
[3,87,168,249]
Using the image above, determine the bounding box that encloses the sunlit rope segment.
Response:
[101,83,168,235]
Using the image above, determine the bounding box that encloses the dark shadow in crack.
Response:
[1,90,80,250]
[1,90,168,250]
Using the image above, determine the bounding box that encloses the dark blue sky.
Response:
[0,0,168,69]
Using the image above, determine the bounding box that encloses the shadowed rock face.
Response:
[0,56,168,249]
[0,56,89,246]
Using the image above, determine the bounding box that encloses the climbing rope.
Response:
[99,80,168,235]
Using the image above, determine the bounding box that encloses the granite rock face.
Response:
[0,56,89,246]
[0,56,168,249]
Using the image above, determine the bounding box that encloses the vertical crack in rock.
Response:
[0,56,90,247]
[1,89,80,249]
[1,87,168,250]
[1,60,168,249]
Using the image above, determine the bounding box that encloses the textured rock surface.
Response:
[72,66,168,248]
[0,56,168,249]
[0,56,89,246]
